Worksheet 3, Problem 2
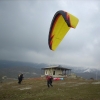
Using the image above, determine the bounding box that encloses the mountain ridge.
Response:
[0,60,100,80]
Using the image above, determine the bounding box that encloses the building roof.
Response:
[41,65,71,70]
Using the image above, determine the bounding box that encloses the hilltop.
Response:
[0,78,100,100]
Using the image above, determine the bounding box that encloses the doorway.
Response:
[53,71,55,75]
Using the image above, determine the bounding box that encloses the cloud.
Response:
[0,0,100,69]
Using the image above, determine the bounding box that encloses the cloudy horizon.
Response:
[0,0,100,69]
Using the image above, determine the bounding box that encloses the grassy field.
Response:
[0,78,100,100]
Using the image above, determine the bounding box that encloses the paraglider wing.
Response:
[48,10,79,51]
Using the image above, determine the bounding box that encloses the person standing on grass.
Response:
[18,73,24,84]
[49,76,53,85]
[46,75,53,87]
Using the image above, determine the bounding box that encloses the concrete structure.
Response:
[41,65,71,78]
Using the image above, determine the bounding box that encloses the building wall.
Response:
[45,68,62,75]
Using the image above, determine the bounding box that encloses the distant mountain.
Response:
[0,60,100,80]
[0,60,48,80]
[62,65,100,80]
[83,69,91,73]
[0,60,48,68]
[72,68,100,80]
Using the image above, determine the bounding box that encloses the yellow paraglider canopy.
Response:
[48,10,79,51]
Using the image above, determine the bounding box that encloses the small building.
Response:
[41,65,71,78]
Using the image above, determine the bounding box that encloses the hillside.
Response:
[0,60,100,81]
[0,78,100,100]
[0,60,48,81]
[0,66,41,79]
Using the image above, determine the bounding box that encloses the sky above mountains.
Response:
[0,0,100,69]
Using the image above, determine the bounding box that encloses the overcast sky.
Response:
[0,0,100,69]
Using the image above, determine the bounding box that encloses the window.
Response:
[53,71,55,75]
[45,71,47,74]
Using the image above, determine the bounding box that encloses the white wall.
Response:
[54,69,62,75]
[44,69,62,75]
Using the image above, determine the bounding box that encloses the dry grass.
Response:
[0,78,100,100]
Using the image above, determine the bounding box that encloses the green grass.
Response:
[0,78,100,100]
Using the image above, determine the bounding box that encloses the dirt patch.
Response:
[60,82,66,84]
[19,86,32,90]
[92,81,100,84]
[69,82,88,87]
[0,85,2,88]
[7,82,15,84]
